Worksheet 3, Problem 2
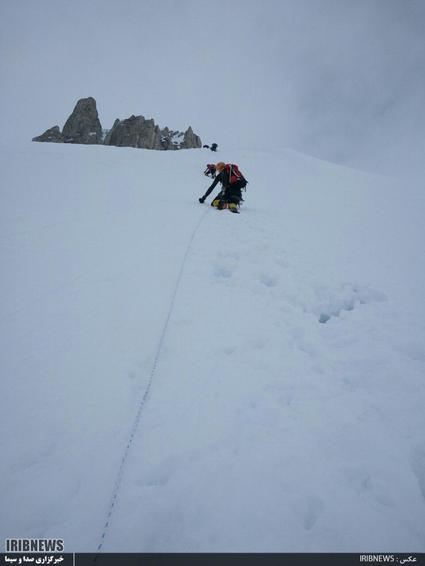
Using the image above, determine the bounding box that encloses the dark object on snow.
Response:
[203,143,218,151]
[199,162,247,208]
[204,164,216,178]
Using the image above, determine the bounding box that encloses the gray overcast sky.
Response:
[1,0,424,176]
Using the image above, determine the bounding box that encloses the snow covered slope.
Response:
[1,142,424,552]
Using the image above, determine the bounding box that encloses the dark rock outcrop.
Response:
[32,126,63,143]
[180,126,202,149]
[103,115,162,149]
[33,97,202,150]
[103,115,202,150]
[61,97,102,144]
[103,120,118,146]
[33,97,102,145]
[160,127,184,150]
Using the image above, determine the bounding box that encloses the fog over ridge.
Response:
[1,0,424,177]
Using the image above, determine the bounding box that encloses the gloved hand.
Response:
[199,196,205,203]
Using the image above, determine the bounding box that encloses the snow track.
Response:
[97,207,210,551]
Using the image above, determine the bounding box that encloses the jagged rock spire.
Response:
[61,97,102,144]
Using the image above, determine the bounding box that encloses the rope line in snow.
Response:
[96,207,209,552]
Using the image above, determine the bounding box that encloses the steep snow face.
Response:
[1,142,424,552]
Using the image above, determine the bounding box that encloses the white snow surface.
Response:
[1,142,425,552]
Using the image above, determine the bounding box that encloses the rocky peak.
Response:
[180,126,202,149]
[61,97,102,144]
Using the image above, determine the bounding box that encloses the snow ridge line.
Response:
[96,207,210,552]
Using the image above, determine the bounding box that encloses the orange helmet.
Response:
[216,162,226,171]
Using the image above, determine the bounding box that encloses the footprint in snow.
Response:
[213,265,233,279]
[223,346,236,355]
[345,467,395,508]
[292,494,324,531]
[315,284,387,323]
[259,273,279,288]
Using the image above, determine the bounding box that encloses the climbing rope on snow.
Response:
[96,207,210,552]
